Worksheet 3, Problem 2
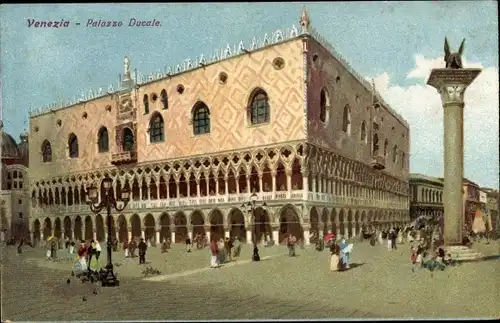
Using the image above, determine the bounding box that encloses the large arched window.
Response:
[392,145,398,163]
[143,94,149,114]
[360,121,367,142]
[160,89,168,110]
[372,133,379,156]
[68,134,79,158]
[192,102,211,135]
[248,88,270,125]
[342,105,351,134]
[41,140,52,163]
[384,139,389,158]
[97,127,109,153]
[149,113,164,143]
[122,127,135,151]
[319,88,329,123]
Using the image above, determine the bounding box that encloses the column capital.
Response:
[426,68,481,106]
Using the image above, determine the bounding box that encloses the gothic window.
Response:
[149,113,164,143]
[320,88,329,123]
[42,140,52,162]
[68,134,79,158]
[392,145,398,163]
[372,133,379,155]
[97,127,109,153]
[384,139,389,158]
[342,105,351,134]
[122,127,135,151]
[160,89,168,110]
[143,94,149,114]
[248,88,270,125]
[360,121,367,142]
[192,102,211,135]
[401,152,406,169]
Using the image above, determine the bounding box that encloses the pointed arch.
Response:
[342,105,351,134]
[149,112,164,143]
[68,133,79,158]
[41,140,52,162]
[360,121,367,142]
[122,127,134,151]
[373,133,379,155]
[160,89,168,110]
[97,126,109,153]
[248,87,270,125]
[143,94,149,114]
[319,87,330,123]
[392,145,398,164]
[192,101,211,135]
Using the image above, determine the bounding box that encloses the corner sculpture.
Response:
[444,37,465,69]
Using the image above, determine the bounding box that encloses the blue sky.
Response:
[1,2,498,188]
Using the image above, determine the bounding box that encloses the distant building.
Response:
[0,125,30,240]
[481,188,499,235]
[409,173,443,221]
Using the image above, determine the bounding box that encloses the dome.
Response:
[1,132,20,159]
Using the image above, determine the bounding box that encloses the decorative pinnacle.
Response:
[300,7,310,33]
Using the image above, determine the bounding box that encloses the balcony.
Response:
[32,190,408,216]
[111,151,138,165]
[371,155,386,170]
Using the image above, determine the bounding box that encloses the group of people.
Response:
[209,236,243,268]
[410,242,457,272]
[122,238,148,264]
[329,238,354,271]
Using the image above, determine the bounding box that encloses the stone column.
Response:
[127,227,132,241]
[271,224,279,244]
[170,230,176,244]
[318,220,324,240]
[259,174,263,193]
[156,178,160,199]
[285,169,291,198]
[215,178,219,195]
[145,178,151,200]
[224,230,230,239]
[246,229,252,244]
[246,176,251,194]
[204,226,210,242]
[205,174,209,195]
[92,230,97,241]
[141,230,145,240]
[196,180,200,197]
[303,224,310,245]
[427,67,481,245]
[302,172,309,200]
[312,177,317,193]
[186,179,191,197]
[176,181,180,198]
[235,176,240,194]
[271,170,277,199]
[155,230,160,244]
[138,186,143,201]
[352,222,356,238]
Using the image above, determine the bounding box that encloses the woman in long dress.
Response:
[377,230,384,245]
[210,240,219,268]
[330,244,340,271]
[218,238,226,264]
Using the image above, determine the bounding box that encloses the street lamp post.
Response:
[242,190,266,262]
[86,177,130,287]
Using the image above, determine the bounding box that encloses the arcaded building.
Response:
[28,9,410,245]
[409,173,444,221]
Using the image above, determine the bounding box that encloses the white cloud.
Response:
[368,56,499,188]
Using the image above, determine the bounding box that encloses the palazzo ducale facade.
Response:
[28,9,410,245]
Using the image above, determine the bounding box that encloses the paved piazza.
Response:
[2,241,499,320]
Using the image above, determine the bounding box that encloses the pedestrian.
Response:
[288,234,297,257]
[131,239,138,258]
[218,238,226,264]
[123,239,129,258]
[138,238,147,264]
[391,229,397,250]
[330,244,340,272]
[185,236,192,253]
[233,236,242,257]
[69,239,75,259]
[95,240,102,261]
[88,240,96,267]
[161,238,169,253]
[225,237,233,262]
[210,239,219,268]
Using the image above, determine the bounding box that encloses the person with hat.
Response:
[138,238,148,264]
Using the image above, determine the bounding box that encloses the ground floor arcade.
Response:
[30,203,409,245]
